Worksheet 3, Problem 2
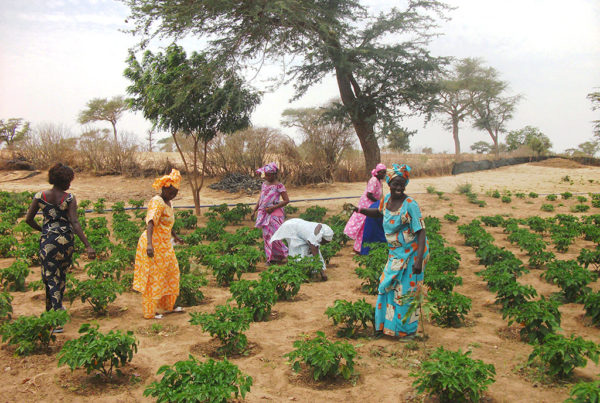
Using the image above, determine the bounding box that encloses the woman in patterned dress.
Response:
[252,163,289,264]
[25,163,96,321]
[133,169,185,319]
[344,163,386,253]
[353,164,428,339]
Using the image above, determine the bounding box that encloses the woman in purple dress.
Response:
[252,163,290,264]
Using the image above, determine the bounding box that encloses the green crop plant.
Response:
[354,243,388,294]
[0,310,69,355]
[0,259,30,291]
[546,194,557,201]
[528,333,600,379]
[299,205,327,222]
[503,297,561,344]
[428,290,471,327]
[443,213,459,223]
[284,204,299,215]
[144,356,252,403]
[540,204,555,212]
[189,304,252,355]
[176,273,208,307]
[65,277,124,315]
[565,379,600,403]
[571,204,590,213]
[229,280,278,321]
[93,198,106,214]
[284,331,357,381]
[561,191,573,200]
[259,264,307,301]
[325,299,375,337]
[529,192,539,198]
[0,291,13,321]
[581,291,600,326]
[58,323,138,379]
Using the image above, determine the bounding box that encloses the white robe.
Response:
[271,218,332,270]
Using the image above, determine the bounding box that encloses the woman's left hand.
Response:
[265,206,275,213]
[413,261,423,275]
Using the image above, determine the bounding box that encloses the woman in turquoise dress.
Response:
[354,164,428,338]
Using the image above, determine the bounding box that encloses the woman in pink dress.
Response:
[344,163,386,253]
[252,163,290,264]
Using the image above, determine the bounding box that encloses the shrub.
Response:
[456,183,472,194]
[410,347,495,402]
[176,273,208,307]
[0,310,69,355]
[353,243,387,294]
[0,259,30,291]
[494,281,537,312]
[581,291,600,326]
[428,290,471,327]
[490,189,501,198]
[93,198,106,214]
[424,269,463,292]
[529,192,538,198]
[189,304,252,355]
[501,195,511,203]
[286,256,325,280]
[571,204,590,213]
[194,219,226,241]
[259,264,307,301]
[173,209,197,232]
[0,291,13,321]
[299,205,328,222]
[205,254,249,287]
[229,280,277,321]
[144,356,252,403]
[565,380,600,403]
[543,260,596,303]
[504,297,561,344]
[284,331,357,381]
[120,272,134,291]
[528,333,600,379]
[561,191,573,200]
[57,323,138,379]
[325,299,375,337]
[540,204,555,212]
[577,248,600,271]
[443,214,459,223]
[576,196,588,203]
[546,194,557,201]
[515,192,526,199]
[85,258,125,281]
[284,204,299,215]
[65,277,124,315]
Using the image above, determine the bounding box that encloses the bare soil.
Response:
[1,158,599,402]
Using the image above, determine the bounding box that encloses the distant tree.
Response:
[588,90,600,137]
[122,0,450,175]
[281,103,355,182]
[0,118,30,147]
[78,96,129,142]
[470,141,492,154]
[156,136,174,152]
[577,140,600,157]
[145,128,155,152]
[422,147,433,154]
[505,126,552,156]
[385,127,415,152]
[125,44,260,214]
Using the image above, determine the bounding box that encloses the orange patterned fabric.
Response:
[133,195,179,317]
[142,295,177,319]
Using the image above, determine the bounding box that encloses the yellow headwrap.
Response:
[152,169,182,191]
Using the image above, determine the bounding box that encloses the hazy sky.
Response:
[1,0,599,153]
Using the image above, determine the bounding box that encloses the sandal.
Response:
[171,306,184,313]
[153,314,163,319]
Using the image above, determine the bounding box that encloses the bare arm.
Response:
[67,196,96,259]
[366,192,378,202]
[412,229,427,275]
[171,227,184,244]
[266,191,290,213]
[353,206,382,219]
[146,220,155,257]
[25,198,42,232]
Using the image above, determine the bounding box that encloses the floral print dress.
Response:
[344,176,383,252]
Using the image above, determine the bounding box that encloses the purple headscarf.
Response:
[371,163,387,177]
[256,162,278,175]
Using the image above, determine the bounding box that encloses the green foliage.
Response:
[65,277,124,315]
[205,254,250,287]
[456,183,472,194]
[410,347,496,402]
[546,194,558,201]
[176,273,208,307]
[480,214,505,227]
[229,280,277,321]
[561,191,573,200]
[0,291,13,321]
[189,304,252,355]
[86,217,113,257]
[577,248,600,271]
[188,219,227,242]
[565,379,600,403]
[424,269,463,292]
[93,198,106,214]
[143,356,252,403]
[540,204,555,212]
[490,189,501,198]
[576,196,588,203]
[284,204,299,215]
[428,290,471,327]
[543,260,597,302]
[504,297,561,344]
[528,333,600,379]
[581,291,600,326]
[208,203,252,226]
[505,126,552,155]
[284,331,357,381]
[173,209,197,232]
[259,264,307,301]
[299,205,328,222]
[571,204,590,213]
[0,234,17,258]
[325,299,374,337]
[0,259,30,291]
[286,256,325,280]
[353,243,388,294]
[526,216,549,233]
[515,192,526,199]
[501,195,511,203]
[0,310,69,355]
[529,192,539,198]
[57,323,138,379]
[85,258,124,281]
[120,272,134,291]
[443,213,459,223]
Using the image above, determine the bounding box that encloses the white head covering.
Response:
[319,223,334,242]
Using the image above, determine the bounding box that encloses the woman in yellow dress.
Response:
[133,169,185,319]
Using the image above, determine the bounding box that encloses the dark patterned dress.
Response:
[34,191,75,311]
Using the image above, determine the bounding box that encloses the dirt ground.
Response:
[1,158,599,402]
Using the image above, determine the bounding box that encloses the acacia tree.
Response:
[505,126,552,156]
[122,0,448,175]
[281,104,355,181]
[124,44,260,214]
[78,96,129,142]
[0,118,30,147]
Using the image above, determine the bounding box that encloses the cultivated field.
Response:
[0,158,599,402]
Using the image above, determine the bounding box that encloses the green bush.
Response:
[546,194,558,201]
[515,192,526,199]
[120,272,134,291]
[504,297,561,344]
[490,189,501,198]
[581,291,600,326]
[176,273,208,307]
[561,191,573,200]
[443,214,459,223]
[528,333,600,379]
[501,195,512,203]
[571,204,590,213]
[229,280,277,321]
[284,204,299,215]
[144,356,252,403]
[259,264,308,301]
[353,243,388,294]
[0,259,30,291]
[410,347,495,402]
[540,204,555,212]
[325,299,375,337]
[284,331,356,381]
[424,269,463,292]
[576,196,588,203]
[57,323,138,379]
[0,291,13,321]
[0,310,69,355]
[299,205,327,222]
[543,260,597,303]
[205,254,249,287]
[93,198,106,214]
[65,277,124,315]
[565,379,600,403]
[529,192,539,198]
[85,258,124,281]
[456,183,472,194]
[189,304,252,355]
[286,256,324,281]
[429,290,471,327]
[173,209,197,232]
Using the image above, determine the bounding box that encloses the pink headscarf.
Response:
[256,162,278,175]
[371,163,387,177]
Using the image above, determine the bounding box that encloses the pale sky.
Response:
[1,0,599,153]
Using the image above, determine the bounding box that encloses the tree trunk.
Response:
[111,120,118,143]
[487,129,499,160]
[452,116,461,155]
[334,68,380,177]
